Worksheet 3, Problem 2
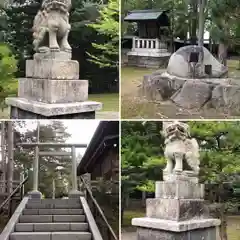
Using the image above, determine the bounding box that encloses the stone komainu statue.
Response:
[162,121,200,175]
[32,0,72,53]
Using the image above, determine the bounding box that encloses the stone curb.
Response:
[80,197,103,240]
[0,197,29,240]
[132,217,221,232]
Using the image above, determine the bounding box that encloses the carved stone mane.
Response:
[163,121,200,179]
[32,0,72,53]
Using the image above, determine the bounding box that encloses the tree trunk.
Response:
[218,42,228,66]
[190,0,198,45]
[142,191,146,207]
[220,204,228,240]
[209,37,213,53]
[198,0,205,47]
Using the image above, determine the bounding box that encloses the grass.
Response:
[0,215,8,233]
[122,210,145,228]
[121,60,240,119]
[89,93,119,112]
[122,210,240,239]
[227,216,240,240]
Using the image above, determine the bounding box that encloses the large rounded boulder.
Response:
[167,45,228,78]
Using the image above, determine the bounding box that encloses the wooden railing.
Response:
[132,37,167,51]
[0,176,28,217]
[0,180,22,194]
[80,176,118,240]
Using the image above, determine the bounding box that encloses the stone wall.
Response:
[128,55,169,69]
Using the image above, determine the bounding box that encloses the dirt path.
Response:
[121,231,136,240]
[96,111,119,119]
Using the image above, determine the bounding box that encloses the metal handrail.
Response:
[0,176,28,214]
[80,176,118,240]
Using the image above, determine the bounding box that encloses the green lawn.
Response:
[89,93,119,112]
[122,210,145,228]
[122,210,240,239]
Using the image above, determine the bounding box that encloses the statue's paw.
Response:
[50,46,60,52]
[173,168,182,173]
[163,167,171,173]
[38,46,50,53]
[61,46,72,53]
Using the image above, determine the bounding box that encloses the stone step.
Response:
[19,215,86,223]
[23,208,84,215]
[10,232,91,240]
[26,203,81,209]
[15,222,89,232]
[28,199,81,204]
[26,199,81,209]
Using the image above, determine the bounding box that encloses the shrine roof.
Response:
[77,121,119,176]
[124,9,167,21]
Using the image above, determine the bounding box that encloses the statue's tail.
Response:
[186,138,200,173]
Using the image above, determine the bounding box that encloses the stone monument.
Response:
[6,0,102,119]
[132,121,221,240]
[141,45,240,113]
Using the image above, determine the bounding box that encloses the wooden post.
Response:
[7,121,14,195]
[52,178,55,199]
[33,122,40,192]
[0,122,6,193]
[68,146,82,198]
[28,122,42,199]
[71,146,77,192]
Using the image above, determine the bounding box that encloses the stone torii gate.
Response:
[17,124,87,199]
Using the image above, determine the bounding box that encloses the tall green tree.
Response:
[121,121,165,220]
[207,0,240,65]
[87,0,119,68]
[0,43,17,108]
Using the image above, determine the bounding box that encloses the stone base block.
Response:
[6,97,102,119]
[163,172,199,184]
[136,225,217,240]
[132,217,220,232]
[26,59,79,79]
[68,190,84,199]
[127,55,170,68]
[28,190,42,199]
[18,78,88,104]
[146,198,208,221]
[155,181,204,199]
[33,51,71,60]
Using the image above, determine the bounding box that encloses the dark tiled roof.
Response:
[77,121,119,176]
[124,9,166,21]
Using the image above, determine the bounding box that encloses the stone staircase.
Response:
[7,198,92,240]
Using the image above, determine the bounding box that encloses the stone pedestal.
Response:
[127,39,171,68]
[68,190,84,199]
[132,179,221,240]
[28,190,42,199]
[6,51,102,119]
[127,52,170,69]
